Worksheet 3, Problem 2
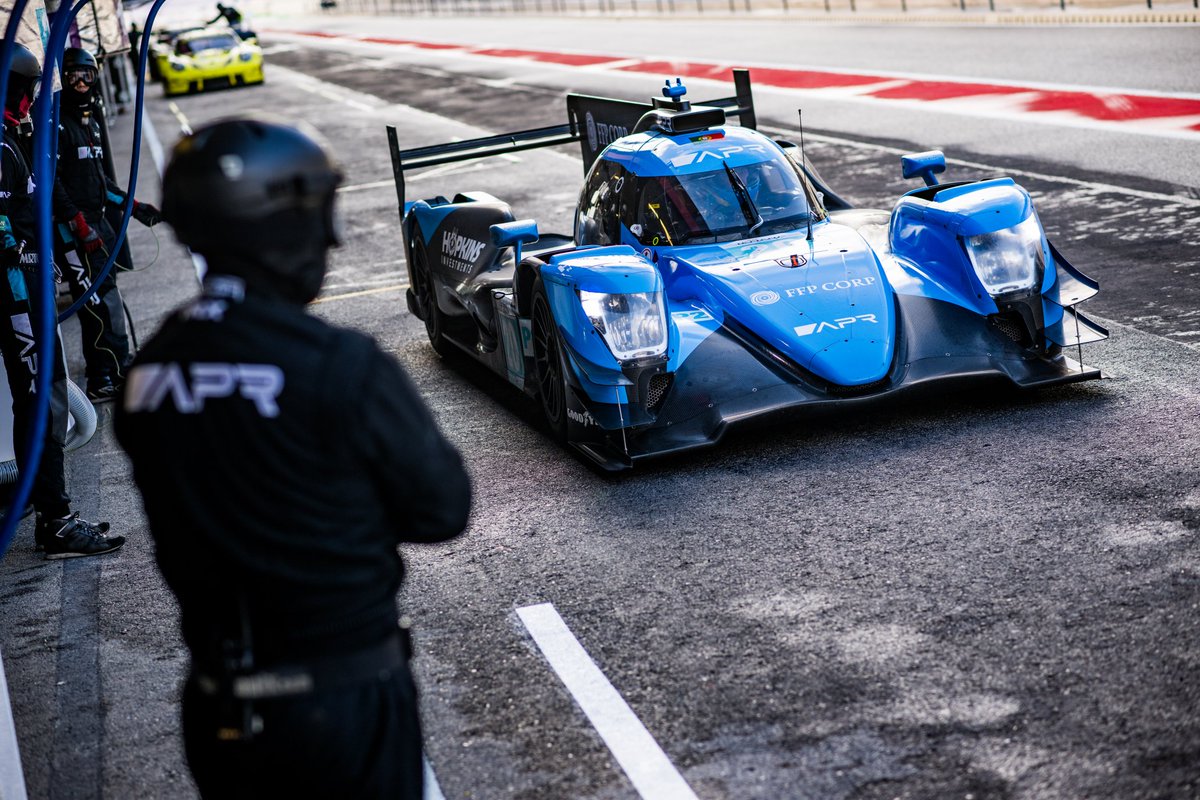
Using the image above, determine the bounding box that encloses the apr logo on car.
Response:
[670,144,770,168]
[441,228,487,274]
[795,314,878,337]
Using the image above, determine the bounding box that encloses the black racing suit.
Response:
[114,274,471,799]
[53,106,133,386]
[1,121,71,519]
[208,7,255,39]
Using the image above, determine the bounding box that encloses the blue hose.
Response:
[0,0,169,559]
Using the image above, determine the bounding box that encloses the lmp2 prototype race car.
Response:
[152,26,263,96]
[386,71,1107,471]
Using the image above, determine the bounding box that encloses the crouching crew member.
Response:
[114,116,472,798]
[54,47,162,402]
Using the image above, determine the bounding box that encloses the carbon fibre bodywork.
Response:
[388,72,1106,471]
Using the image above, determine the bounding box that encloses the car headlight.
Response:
[963,214,1044,296]
[579,290,667,361]
[239,51,253,62]
[170,61,186,72]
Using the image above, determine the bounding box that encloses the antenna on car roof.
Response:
[799,109,814,243]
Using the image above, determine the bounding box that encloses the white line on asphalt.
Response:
[338,179,396,193]
[142,100,166,176]
[166,101,192,136]
[0,645,29,800]
[309,283,406,305]
[759,124,1200,208]
[141,101,207,284]
[266,60,582,169]
[517,603,699,800]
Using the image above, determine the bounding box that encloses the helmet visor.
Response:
[65,67,97,88]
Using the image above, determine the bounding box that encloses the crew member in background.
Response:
[2,44,124,558]
[114,115,472,799]
[54,47,162,403]
[207,4,256,39]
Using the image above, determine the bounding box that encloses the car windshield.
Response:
[634,155,818,246]
[180,35,238,53]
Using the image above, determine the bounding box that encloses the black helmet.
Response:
[62,47,99,109]
[62,47,98,73]
[4,43,41,118]
[162,115,343,303]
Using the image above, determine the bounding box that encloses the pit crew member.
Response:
[54,47,162,402]
[2,44,123,557]
[114,115,472,799]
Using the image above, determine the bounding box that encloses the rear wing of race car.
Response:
[385,69,757,216]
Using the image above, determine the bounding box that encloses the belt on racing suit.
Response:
[194,627,411,701]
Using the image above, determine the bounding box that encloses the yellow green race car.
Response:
[159,28,263,97]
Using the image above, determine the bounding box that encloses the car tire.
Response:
[531,278,568,443]
[410,240,455,359]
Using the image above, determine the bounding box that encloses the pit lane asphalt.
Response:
[0,22,1197,800]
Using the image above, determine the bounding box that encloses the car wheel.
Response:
[531,279,568,443]
[410,240,455,358]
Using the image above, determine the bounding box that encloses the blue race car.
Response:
[386,71,1106,471]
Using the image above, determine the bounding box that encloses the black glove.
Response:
[69,212,104,254]
[132,201,162,227]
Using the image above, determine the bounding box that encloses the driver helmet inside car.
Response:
[691,171,743,231]
[745,160,801,213]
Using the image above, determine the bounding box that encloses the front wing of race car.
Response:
[539,171,1105,470]
[557,289,1099,471]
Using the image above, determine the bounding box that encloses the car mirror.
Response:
[491,219,539,263]
[901,150,946,187]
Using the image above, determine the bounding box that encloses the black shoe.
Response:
[37,513,124,559]
[35,512,112,548]
[86,376,120,404]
